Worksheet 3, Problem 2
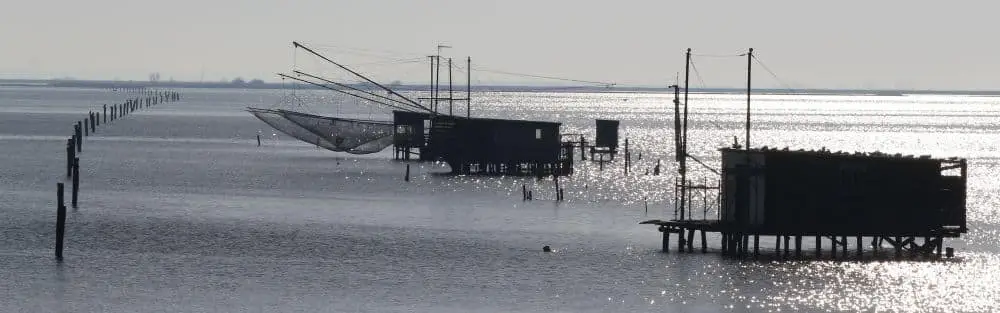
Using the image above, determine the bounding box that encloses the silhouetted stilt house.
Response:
[393,111,573,176]
[641,48,969,260]
[590,119,619,161]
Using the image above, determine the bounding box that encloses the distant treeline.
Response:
[3,79,1000,96]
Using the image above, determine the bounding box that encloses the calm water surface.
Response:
[0,86,998,312]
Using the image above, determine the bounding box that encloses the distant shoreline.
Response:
[2,78,1000,96]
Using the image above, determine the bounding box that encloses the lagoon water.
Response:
[1,86,998,312]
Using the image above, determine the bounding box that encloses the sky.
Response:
[1,0,997,90]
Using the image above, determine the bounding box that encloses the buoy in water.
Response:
[542,245,552,252]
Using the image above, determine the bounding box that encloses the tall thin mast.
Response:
[448,58,453,115]
[746,48,753,150]
[435,55,441,114]
[680,48,692,221]
[466,57,471,118]
[429,56,435,113]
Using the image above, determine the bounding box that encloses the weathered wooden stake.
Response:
[90,113,95,132]
[84,118,89,136]
[404,164,410,182]
[103,104,107,123]
[522,184,527,200]
[624,138,629,175]
[700,230,707,253]
[815,236,821,258]
[55,183,66,260]
[71,157,79,209]
[74,123,82,152]
[856,235,863,259]
[66,138,74,177]
[257,134,261,146]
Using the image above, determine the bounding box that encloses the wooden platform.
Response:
[640,218,961,260]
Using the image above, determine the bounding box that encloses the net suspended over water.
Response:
[248,41,438,155]
[248,107,395,154]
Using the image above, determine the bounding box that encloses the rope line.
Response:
[688,59,708,89]
[752,55,798,94]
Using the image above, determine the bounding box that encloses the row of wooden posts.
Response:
[521,182,564,201]
[54,89,181,261]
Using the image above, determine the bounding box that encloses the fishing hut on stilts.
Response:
[642,48,968,260]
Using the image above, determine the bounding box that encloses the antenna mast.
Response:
[746,48,753,150]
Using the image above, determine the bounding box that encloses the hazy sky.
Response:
[2,0,997,89]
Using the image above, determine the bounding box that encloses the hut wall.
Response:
[721,149,955,235]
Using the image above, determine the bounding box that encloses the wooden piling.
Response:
[554,177,561,201]
[700,230,707,253]
[71,157,79,209]
[775,235,781,259]
[84,118,89,136]
[815,236,821,258]
[753,235,759,259]
[841,236,847,257]
[90,113,95,132]
[686,229,695,252]
[831,237,837,259]
[55,183,66,260]
[795,236,802,258]
[522,184,527,200]
[856,235,863,259]
[405,164,410,182]
[257,134,261,146]
[662,229,670,253]
[74,123,82,152]
[103,104,107,123]
[66,138,74,177]
[624,138,629,175]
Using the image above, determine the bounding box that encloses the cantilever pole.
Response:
[277,73,416,113]
[292,41,427,110]
[293,70,429,112]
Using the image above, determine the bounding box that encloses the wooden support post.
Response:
[66,138,74,177]
[686,229,695,253]
[75,123,82,152]
[936,237,943,257]
[257,134,261,147]
[815,236,821,258]
[103,104,107,123]
[662,228,669,253]
[624,138,629,175]
[783,236,790,259]
[775,235,781,260]
[831,237,837,259]
[55,183,66,260]
[554,177,561,202]
[856,236,863,259]
[580,136,586,161]
[742,235,749,259]
[753,235,759,259]
[841,236,847,257]
[405,164,410,182]
[677,228,685,252]
[700,230,707,253]
[795,236,802,258]
[84,118,89,136]
[90,113,95,133]
[895,236,902,258]
[71,157,79,209]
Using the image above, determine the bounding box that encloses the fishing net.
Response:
[247,107,395,154]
